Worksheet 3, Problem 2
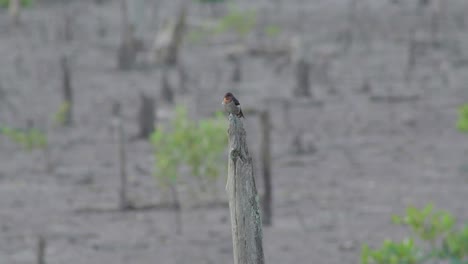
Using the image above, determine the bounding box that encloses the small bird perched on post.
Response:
[222,92,244,118]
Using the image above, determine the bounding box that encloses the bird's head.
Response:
[222,92,234,105]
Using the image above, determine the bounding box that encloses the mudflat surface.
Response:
[1,0,468,263]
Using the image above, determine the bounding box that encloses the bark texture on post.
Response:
[226,115,264,264]
[259,111,272,226]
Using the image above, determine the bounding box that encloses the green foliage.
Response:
[265,25,281,38]
[53,101,71,127]
[188,5,281,44]
[213,8,256,38]
[457,104,468,133]
[361,239,421,264]
[0,126,47,151]
[362,204,468,264]
[0,0,33,8]
[196,0,225,3]
[392,204,455,243]
[150,106,227,188]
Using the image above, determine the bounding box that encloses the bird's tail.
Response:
[237,109,245,118]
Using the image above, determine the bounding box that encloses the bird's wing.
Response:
[232,97,240,105]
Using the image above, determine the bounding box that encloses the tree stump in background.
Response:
[150,5,187,66]
[259,111,272,226]
[138,92,155,139]
[226,114,264,264]
[112,102,131,210]
[177,63,189,94]
[293,58,311,98]
[60,55,73,126]
[117,0,137,70]
[161,68,174,104]
[63,13,73,42]
[37,235,46,264]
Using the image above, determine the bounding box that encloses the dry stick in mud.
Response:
[226,114,264,264]
[169,183,183,235]
[430,0,443,46]
[343,0,358,52]
[294,58,312,98]
[405,28,418,84]
[138,93,155,139]
[61,55,73,126]
[165,5,186,66]
[37,235,46,264]
[112,102,130,210]
[63,14,73,42]
[117,0,136,70]
[259,110,272,226]
[161,68,174,104]
[43,129,53,174]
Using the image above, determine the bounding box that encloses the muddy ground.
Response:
[1,0,468,263]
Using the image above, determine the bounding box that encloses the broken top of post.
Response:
[226,114,264,264]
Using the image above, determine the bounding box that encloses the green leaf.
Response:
[53,101,71,127]
[457,104,468,133]
[265,25,281,37]
[0,0,33,8]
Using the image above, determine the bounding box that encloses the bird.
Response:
[222,92,244,118]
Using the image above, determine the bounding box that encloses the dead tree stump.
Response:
[293,58,311,98]
[259,111,272,226]
[161,68,174,104]
[117,0,137,70]
[138,93,155,139]
[177,63,188,94]
[150,5,187,66]
[226,114,264,264]
[60,55,73,126]
[37,235,46,264]
[112,102,130,210]
[63,14,73,42]
[165,6,186,66]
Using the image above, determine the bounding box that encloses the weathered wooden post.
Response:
[137,92,155,139]
[293,58,312,98]
[112,102,130,210]
[259,110,272,226]
[117,0,136,70]
[226,114,264,264]
[63,14,73,42]
[161,68,174,104]
[37,235,46,264]
[60,55,73,126]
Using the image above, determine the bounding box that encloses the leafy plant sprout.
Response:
[361,204,468,264]
[150,106,227,200]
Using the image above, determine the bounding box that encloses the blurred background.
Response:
[1,0,468,263]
